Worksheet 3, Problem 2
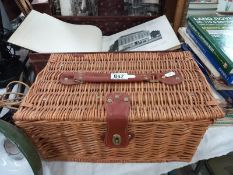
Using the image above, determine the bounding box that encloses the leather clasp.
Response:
[104,93,133,148]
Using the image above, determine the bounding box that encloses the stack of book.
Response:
[179,16,233,125]
[187,0,233,17]
[187,0,218,16]
[217,0,233,14]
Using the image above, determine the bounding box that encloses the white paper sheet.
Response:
[8,10,103,53]
[102,15,180,52]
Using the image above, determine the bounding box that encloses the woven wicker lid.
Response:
[14,52,224,122]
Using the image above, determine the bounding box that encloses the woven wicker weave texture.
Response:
[14,52,224,162]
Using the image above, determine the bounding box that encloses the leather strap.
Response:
[104,93,132,148]
[59,71,183,85]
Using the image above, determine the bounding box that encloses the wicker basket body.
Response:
[14,52,224,162]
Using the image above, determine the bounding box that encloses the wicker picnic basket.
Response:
[14,51,224,162]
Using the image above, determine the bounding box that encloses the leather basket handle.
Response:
[59,71,183,85]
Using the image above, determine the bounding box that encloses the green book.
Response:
[188,16,233,74]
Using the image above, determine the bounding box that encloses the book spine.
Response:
[187,27,233,86]
[182,43,233,103]
[188,18,233,74]
[181,43,212,80]
[215,90,233,104]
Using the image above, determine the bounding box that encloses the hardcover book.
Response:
[178,27,220,79]
[179,29,233,108]
[186,26,233,85]
[8,10,180,53]
[188,16,233,74]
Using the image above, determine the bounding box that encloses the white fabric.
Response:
[41,126,233,175]
[0,133,33,175]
